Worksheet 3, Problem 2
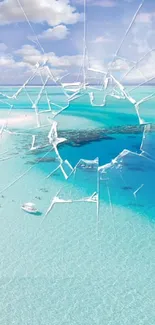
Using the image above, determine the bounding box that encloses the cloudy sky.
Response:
[0,0,155,84]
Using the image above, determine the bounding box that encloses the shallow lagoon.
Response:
[0,86,155,324]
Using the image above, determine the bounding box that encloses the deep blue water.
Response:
[59,133,143,167]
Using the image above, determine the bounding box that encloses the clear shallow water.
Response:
[0,86,155,324]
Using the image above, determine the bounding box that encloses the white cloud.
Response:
[132,36,149,55]
[136,12,155,24]
[0,42,7,52]
[15,45,39,57]
[29,25,69,41]
[131,14,153,55]
[0,56,15,67]
[0,51,67,84]
[109,58,132,71]
[92,36,113,44]
[15,44,83,68]
[128,53,155,82]
[0,53,32,85]
[14,44,107,82]
[0,54,31,70]
[109,51,155,83]
[0,0,81,26]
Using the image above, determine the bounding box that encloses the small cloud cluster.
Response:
[0,42,7,52]
[92,36,113,44]
[15,44,83,68]
[109,58,132,71]
[29,25,69,41]
[136,12,155,24]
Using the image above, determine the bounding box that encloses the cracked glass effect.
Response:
[0,0,155,323]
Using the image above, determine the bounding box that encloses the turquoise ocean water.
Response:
[0,86,155,324]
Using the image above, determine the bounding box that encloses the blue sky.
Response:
[0,0,155,84]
